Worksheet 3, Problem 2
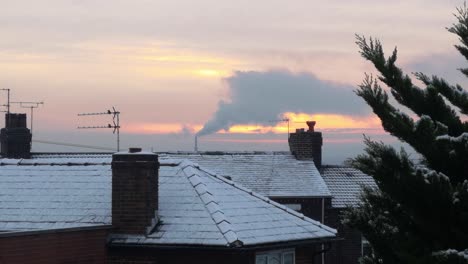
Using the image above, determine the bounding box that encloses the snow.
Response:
[433,249,468,260]
[420,167,450,182]
[0,156,336,247]
[26,152,332,198]
[321,166,377,208]
[436,132,468,143]
[160,152,331,198]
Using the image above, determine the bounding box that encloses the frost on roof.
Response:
[160,152,331,198]
[320,166,377,208]
[28,152,332,198]
[0,156,336,246]
[0,164,112,232]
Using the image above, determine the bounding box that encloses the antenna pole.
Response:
[1,88,11,127]
[77,107,121,152]
[30,106,33,133]
[7,89,10,115]
[116,109,120,152]
[10,101,44,135]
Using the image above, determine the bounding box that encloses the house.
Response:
[153,121,377,264]
[288,122,377,264]
[159,152,332,226]
[320,166,377,264]
[0,113,338,264]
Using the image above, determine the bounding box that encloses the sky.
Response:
[1,0,466,163]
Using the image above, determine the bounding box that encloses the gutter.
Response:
[107,236,341,252]
[0,225,112,238]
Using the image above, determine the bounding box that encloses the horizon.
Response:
[1,0,464,164]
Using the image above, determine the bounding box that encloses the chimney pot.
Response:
[306,121,316,132]
[288,121,322,168]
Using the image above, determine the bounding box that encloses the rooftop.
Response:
[0,156,336,247]
[29,151,332,198]
[320,165,377,208]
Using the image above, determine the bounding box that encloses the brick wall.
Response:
[325,208,362,264]
[272,197,326,223]
[0,228,108,264]
[296,245,323,264]
[108,247,254,264]
[109,245,320,264]
[112,152,159,234]
[288,131,322,168]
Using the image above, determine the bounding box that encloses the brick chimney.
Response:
[112,148,159,234]
[0,113,32,159]
[288,121,322,168]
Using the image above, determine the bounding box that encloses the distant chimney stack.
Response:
[112,148,159,234]
[288,121,322,168]
[0,113,32,159]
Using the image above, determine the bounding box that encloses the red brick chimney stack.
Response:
[111,148,159,234]
[0,113,32,159]
[288,121,323,168]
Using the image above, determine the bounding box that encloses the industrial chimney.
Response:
[0,113,32,159]
[288,121,322,168]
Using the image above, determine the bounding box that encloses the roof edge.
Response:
[192,162,337,236]
[0,225,112,238]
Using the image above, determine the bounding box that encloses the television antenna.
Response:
[77,107,121,151]
[10,101,44,134]
[268,118,290,138]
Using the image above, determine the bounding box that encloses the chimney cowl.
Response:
[288,121,322,168]
[306,121,316,132]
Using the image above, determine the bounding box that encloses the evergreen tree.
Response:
[344,5,468,264]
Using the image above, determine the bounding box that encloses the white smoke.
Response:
[197,70,368,136]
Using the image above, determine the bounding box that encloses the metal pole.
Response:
[30,106,33,134]
[117,113,120,152]
[7,89,10,115]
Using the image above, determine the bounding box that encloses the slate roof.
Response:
[31,152,332,198]
[320,166,377,208]
[161,152,331,198]
[0,159,111,232]
[0,156,336,247]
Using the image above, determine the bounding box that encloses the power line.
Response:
[33,139,115,151]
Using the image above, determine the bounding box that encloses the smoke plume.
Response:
[197,70,368,136]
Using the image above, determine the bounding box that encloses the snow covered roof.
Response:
[320,166,377,208]
[0,161,111,232]
[29,152,332,198]
[161,152,331,198]
[0,157,336,247]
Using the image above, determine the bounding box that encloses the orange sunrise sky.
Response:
[1,0,466,163]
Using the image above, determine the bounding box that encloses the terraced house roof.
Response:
[0,156,336,247]
[320,166,377,208]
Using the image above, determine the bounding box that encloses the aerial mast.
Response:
[0,88,11,126]
[10,101,44,134]
[77,107,121,151]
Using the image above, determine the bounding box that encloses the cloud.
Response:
[197,70,369,136]
[404,51,468,87]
